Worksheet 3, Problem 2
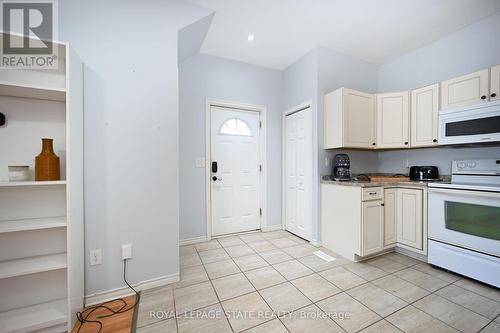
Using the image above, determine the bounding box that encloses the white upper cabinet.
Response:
[440,69,489,109]
[411,84,439,147]
[491,65,500,101]
[324,88,376,149]
[376,91,410,148]
[324,65,499,151]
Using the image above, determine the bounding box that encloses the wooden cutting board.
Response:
[369,175,410,183]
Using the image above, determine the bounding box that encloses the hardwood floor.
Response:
[71,295,138,333]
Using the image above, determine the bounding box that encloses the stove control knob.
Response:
[468,161,476,168]
[458,162,466,169]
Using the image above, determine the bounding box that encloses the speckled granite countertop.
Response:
[320,175,451,188]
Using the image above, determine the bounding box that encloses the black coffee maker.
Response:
[332,154,351,181]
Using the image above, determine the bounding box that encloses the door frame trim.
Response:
[281,100,313,239]
[205,98,267,240]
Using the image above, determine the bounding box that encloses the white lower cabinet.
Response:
[361,199,384,256]
[397,188,424,250]
[384,188,397,246]
[321,183,426,261]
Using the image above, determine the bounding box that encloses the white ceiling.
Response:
[187,0,500,69]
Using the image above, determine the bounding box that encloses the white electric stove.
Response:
[428,158,500,288]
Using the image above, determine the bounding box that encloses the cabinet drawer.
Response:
[362,187,383,201]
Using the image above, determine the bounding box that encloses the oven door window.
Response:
[445,115,500,136]
[445,201,500,241]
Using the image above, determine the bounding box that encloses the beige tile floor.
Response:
[136,230,500,333]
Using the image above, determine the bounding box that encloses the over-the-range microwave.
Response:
[439,99,500,145]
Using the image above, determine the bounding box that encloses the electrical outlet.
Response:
[122,244,132,260]
[90,249,102,266]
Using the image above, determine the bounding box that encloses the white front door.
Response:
[210,106,261,236]
[285,108,312,240]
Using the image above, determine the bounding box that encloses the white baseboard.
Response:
[262,224,283,232]
[179,235,208,245]
[310,239,322,247]
[84,273,179,306]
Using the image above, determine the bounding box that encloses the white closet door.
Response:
[285,108,312,240]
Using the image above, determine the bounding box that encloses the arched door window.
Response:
[219,118,253,136]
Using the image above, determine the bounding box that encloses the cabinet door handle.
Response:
[381,203,385,207]
[492,93,497,98]
[481,95,487,100]
[404,142,409,145]
[372,142,376,146]
[369,192,377,195]
[433,139,438,143]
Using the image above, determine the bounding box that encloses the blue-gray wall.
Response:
[282,49,320,241]
[179,53,283,240]
[317,47,380,177]
[378,12,500,92]
[60,0,211,296]
[377,11,500,175]
[281,47,380,242]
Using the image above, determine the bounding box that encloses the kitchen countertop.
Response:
[320,175,450,188]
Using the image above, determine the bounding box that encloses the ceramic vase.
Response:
[35,138,60,181]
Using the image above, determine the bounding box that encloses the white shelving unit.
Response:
[0,253,67,279]
[0,217,66,233]
[0,181,67,187]
[0,32,83,333]
[0,83,66,102]
[0,299,67,333]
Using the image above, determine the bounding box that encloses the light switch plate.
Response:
[195,157,206,168]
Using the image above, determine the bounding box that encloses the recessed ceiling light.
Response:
[247,34,254,41]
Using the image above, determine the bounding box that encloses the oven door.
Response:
[439,101,500,145]
[428,187,500,257]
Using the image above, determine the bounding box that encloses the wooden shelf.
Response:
[0,180,67,187]
[0,217,66,233]
[0,82,66,102]
[0,298,66,333]
[0,253,67,279]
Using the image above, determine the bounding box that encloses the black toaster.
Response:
[409,166,439,181]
